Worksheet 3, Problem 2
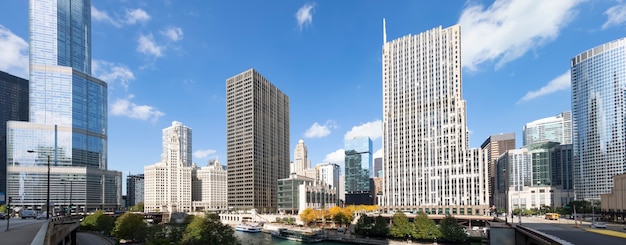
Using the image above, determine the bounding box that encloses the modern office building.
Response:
[6,0,122,212]
[293,139,309,176]
[0,71,29,198]
[144,121,194,213]
[571,37,626,200]
[192,159,228,212]
[317,162,340,205]
[552,144,575,205]
[373,157,382,177]
[523,112,572,146]
[277,174,336,214]
[126,174,144,208]
[481,133,516,206]
[344,137,373,205]
[381,23,489,215]
[226,69,290,213]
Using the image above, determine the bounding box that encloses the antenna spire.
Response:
[383,18,387,44]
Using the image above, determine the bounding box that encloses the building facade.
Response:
[381,24,489,215]
[293,139,309,175]
[523,111,572,146]
[600,173,626,222]
[277,174,336,214]
[126,174,144,208]
[480,133,516,206]
[571,37,626,200]
[144,121,194,213]
[192,159,228,212]
[6,0,121,212]
[0,71,29,198]
[373,157,382,177]
[226,69,290,213]
[317,163,340,205]
[344,137,373,205]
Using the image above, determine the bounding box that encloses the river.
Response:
[234,231,345,245]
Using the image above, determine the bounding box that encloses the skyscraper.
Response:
[523,111,572,146]
[571,37,626,200]
[293,139,309,176]
[373,157,382,177]
[0,71,29,197]
[6,0,121,212]
[144,121,193,213]
[126,174,144,208]
[381,23,489,215]
[480,133,516,206]
[226,69,290,213]
[344,137,373,205]
[191,159,228,212]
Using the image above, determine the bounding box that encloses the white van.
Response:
[20,210,37,219]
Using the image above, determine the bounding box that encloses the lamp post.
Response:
[27,151,50,219]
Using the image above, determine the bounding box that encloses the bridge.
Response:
[0,216,80,245]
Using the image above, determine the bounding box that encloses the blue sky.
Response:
[1,0,625,192]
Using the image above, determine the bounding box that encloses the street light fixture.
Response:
[27,150,50,220]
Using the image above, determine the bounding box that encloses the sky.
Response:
[1,0,626,194]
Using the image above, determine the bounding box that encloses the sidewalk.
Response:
[0,221,46,245]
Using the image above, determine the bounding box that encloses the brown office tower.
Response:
[226,69,290,213]
[480,133,516,207]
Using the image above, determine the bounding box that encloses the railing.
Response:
[31,216,80,245]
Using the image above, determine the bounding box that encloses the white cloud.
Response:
[322,148,345,164]
[125,9,151,24]
[344,120,382,140]
[459,0,581,71]
[518,70,570,103]
[193,149,216,159]
[91,6,150,27]
[373,148,383,159]
[304,120,337,138]
[161,27,184,42]
[0,25,28,78]
[111,95,165,122]
[603,3,626,29]
[295,3,315,31]
[93,60,135,89]
[137,34,164,57]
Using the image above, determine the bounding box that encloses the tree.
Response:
[300,208,314,226]
[333,211,348,227]
[355,214,375,236]
[438,215,467,242]
[181,213,240,245]
[130,202,144,212]
[112,213,147,242]
[389,211,412,239]
[0,204,6,213]
[412,212,440,240]
[370,215,389,238]
[80,210,114,235]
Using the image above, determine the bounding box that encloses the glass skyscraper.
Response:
[344,137,372,205]
[523,111,572,146]
[571,37,626,200]
[6,0,121,212]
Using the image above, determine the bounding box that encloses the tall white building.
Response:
[192,159,228,212]
[293,139,309,175]
[381,23,489,215]
[144,121,194,213]
[523,111,572,146]
[318,163,341,206]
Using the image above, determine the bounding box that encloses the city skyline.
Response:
[1,1,626,189]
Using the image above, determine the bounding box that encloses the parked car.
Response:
[0,213,6,220]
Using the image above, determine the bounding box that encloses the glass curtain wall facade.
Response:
[523,112,572,146]
[344,137,372,205]
[0,71,29,197]
[571,37,626,200]
[381,24,489,215]
[226,69,290,213]
[6,0,121,212]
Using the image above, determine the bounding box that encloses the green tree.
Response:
[112,212,147,242]
[181,213,240,245]
[0,204,6,213]
[129,202,144,212]
[146,223,185,245]
[370,215,389,238]
[389,211,412,239]
[333,211,348,227]
[412,212,441,240]
[80,210,114,235]
[438,215,467,242]
[355,214,375,236]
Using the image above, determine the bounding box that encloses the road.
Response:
[513,216,626,244]
[77,231,115,245]
[0,218,47,244]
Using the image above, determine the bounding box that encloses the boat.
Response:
[270,228,323,243]
[235,223,263,233]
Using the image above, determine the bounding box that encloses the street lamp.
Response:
[26,150,50,219]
